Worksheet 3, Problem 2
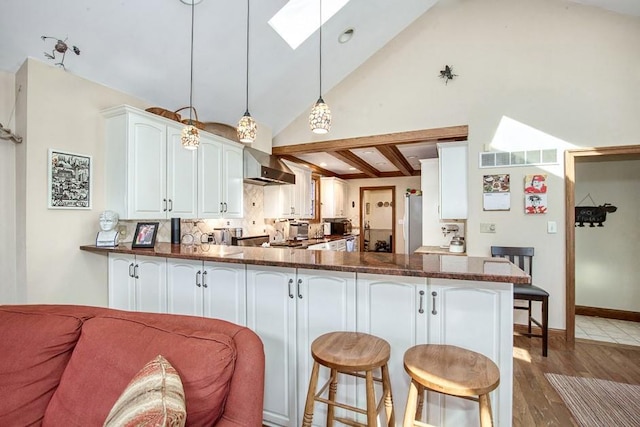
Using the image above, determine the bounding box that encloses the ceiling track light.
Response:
[237,0,257,143]
[181,0,200,150]
[309,0,331,135]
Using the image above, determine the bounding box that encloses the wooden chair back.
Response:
[490,246,534,277]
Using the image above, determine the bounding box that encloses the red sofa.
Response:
[0,304,265,426]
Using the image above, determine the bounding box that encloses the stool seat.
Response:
[403,345,500,427]
[312,331,391,371]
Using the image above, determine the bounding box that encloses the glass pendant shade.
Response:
[309,97,331,134]
[237,111,257,143]
[181,123,200,150]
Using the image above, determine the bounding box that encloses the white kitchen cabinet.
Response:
[437,142,468,220]
[104,105,198,220]
[246,266,356,426]
[320,177,347,219]
[108,253,167,313]
[264,160,312,219]
[356,274,428,422]
[166,259,246,325]
[427,279,512,427]
[198,135,244,219]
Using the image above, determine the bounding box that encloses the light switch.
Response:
[480,223,496,233]
[547,221,557,234]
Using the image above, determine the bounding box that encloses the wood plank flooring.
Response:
[513,334,640,426]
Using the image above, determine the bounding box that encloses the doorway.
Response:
[565,144,640,345]
[359,186,396,253]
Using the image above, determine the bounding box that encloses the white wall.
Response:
[15,58,148,305]
[575,159,640,312]
[0,70,17,303]
[274,0,640,329]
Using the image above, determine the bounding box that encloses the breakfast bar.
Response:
[81,243,529,427]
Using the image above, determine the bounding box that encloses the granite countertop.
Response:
[270,234,356,248]
[414,245,466,256]
[80,243,531,284]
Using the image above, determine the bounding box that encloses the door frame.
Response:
[564,144,640,345]
[359,186,396,253]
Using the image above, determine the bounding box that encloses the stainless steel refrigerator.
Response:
[403,194,422,253]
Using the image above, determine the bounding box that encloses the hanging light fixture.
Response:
[309,0,331,134]
[181,0,200,150]
[237,0,257,143]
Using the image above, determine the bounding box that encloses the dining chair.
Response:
[490,246,549,357]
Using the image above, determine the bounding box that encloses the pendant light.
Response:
[181,0,200,150]
[309,0,331,134]
[237,0,257,143]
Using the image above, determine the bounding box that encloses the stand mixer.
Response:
[441,224,465,253]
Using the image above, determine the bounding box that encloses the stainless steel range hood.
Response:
[243,146,296,185]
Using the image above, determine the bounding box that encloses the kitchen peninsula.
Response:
[81,243,529,426]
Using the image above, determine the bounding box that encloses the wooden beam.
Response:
[330,151,380,178]
[279,155,338,177]
[272,125,468,156]
[377,145,414,176]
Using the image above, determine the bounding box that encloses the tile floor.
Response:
[575,315,640,346]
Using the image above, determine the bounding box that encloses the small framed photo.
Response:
[132,222,159,248]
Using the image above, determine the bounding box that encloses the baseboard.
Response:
[576,306,640,323]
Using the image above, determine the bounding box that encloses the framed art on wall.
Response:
[483,174,511,211]
[48,149,92,209]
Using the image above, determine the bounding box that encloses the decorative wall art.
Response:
[574,193,618,227]
[483,174,511,211]
[48,149,92,209]
[524,174,547,214]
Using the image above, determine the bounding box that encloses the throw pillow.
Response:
[103,355,186,427]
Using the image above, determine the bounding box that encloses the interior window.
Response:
[310,174,321,223]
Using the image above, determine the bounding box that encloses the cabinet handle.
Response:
[288,279,294,299]
[297,278,303,299]
[431,291,438,315]
[220,202,223,212]
[168,199,173,212]
[133,264,139,279]
[163,198,167,212]
[128,263,134,278]
[224,202,228,212]
[196,270,202,288]
[418,290,425,314]
[202,271,208,288]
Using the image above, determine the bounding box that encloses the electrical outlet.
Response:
[480,223,496,233]
[547,221,557,234]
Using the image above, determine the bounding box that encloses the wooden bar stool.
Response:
[302,331,395,427]
[403,345,500,427]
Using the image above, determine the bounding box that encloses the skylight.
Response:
[269,0,351,50]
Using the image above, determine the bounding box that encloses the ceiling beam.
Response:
[272,125,468,156]
[330,151,380,178]
[376,145,414,176]
[279,155,338,177]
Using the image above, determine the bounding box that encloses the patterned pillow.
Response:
[103,355,186,427]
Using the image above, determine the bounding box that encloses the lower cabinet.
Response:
[246,266,356,427]
[108,253,167,313]
[166,259,246,325]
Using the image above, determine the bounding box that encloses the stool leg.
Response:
[542,295,549,357]
[326,368,338,427]
[302,362,321,427]
[415,384,424,422]
[478,393,494,427]
[381,364,395,426]
[403,379,419,427]
[365,370,377,427]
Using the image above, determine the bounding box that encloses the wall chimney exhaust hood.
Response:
[243,146,296,185]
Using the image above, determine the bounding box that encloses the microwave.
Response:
[328,220,352,236]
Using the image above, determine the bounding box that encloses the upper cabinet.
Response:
[263,160,312,219]
[321,177,347,219]
[103,105,243,220]
[437,142,468,220]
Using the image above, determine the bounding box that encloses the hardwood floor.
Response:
[513,334,640,426]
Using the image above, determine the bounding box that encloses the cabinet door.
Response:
[203,261,246,325]
[128,115,167,219]
[438,142,467,219]
[428,280,512,427]
[134,255,167,313]
[167,259,203,316]
[356,273,428,422]
[296,270,356,426]
[264,184,294,218]
[222,143,244,218]
[167,125,198,218]
[108,253,136,310]
[295,166,312,218]
[198,136,223,218]
[246,266,297,426]
[334,179,346,217]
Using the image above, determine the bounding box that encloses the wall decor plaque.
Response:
[48,149,92,209]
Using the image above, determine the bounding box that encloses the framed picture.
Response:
[482,174,511,211]
[48,149,92,209]
[132,222,159,248]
